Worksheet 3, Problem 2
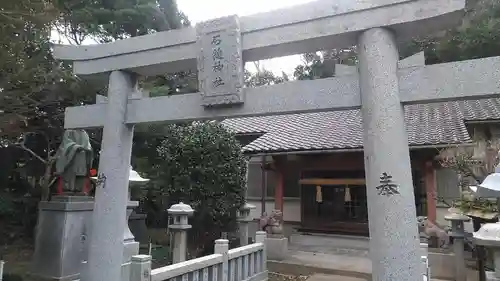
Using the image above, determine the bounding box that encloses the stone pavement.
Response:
[307,273,479,281]
[307,274,365,281]
[273,234,481,281]
[269,249,480,281]
[306,273,466,281]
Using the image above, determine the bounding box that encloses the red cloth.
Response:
[56,176,90,195]
[57,177,63,194]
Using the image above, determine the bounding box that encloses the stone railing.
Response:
[420,243,430,281]
[130,231,267,281]
[227,239,267,281]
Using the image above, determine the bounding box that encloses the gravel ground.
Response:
[269,272,310,281]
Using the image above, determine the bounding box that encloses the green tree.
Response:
[293,48,357,80]
[0,0,191,201]
[53,0,190,44]
[294,0,500,79]
[134,122,247,257]
[244,69,289,87]
[0,0,98,203]
[400,0,500,64]
[0,0,189,242]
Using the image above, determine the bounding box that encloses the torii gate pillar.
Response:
[85,71,136,281]
[358,28,420,281]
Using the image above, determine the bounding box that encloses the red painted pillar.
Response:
[275,167,284,212]
[424,161,437,223]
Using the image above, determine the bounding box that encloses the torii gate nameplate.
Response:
[196,15,244,107]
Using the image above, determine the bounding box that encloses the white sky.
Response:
[177,0,315,75]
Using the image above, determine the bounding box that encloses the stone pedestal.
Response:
[445,213,470,281]
[32,196,94,281]
[238,203,256,246]
[121,201,140,281]
[473,221,500,281]
[129,212,149,245]
[487,271,500,281]
[265,236,288,261]
[167,202,194,263]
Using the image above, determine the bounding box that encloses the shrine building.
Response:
[222,98,500,236]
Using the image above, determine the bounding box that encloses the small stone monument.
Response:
[32,129,94,281]
[238,203,256,246]
[473,222,500,281]
[32,196,94,281]
[445,213,471,281]
[167,202,194,263]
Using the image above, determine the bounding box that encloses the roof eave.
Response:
[243,142,475,157]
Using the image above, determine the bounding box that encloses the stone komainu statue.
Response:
[259,209,284,236]
[55,130,94,195]
[417,216,450,248]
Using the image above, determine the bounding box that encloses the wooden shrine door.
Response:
[300,178,369,236]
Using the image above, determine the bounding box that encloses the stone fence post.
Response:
[168,202,194,264]
[420,243,430,281]
[0,260,4,281]
[130,255,152,281]
[214,239,229,281]
[256,231,267,272]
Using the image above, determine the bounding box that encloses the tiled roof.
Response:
[221,99,500,154]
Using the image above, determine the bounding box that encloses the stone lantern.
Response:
[167,202,194,263]
[123,167,149,257]
[238,202,256,245]
[473,222,500,281]
[445,212,471,281]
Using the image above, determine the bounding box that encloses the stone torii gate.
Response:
[53,0,500,281]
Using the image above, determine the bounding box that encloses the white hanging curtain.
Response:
[315,185,323,203]
[344,185,352,202]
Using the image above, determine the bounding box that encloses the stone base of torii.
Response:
[50,1,500,281]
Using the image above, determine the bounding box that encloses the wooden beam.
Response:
[299,178,367,186]
[53,0,464,76]
[424,161,437,223]
[64,56,500,129]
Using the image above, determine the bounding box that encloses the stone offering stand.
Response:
[474,222,500,281]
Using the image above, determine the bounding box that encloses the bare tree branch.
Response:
[16,143,47,164]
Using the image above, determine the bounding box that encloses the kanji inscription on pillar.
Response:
[96,173,107,189]
[196,15,244,107]
[376,172,400,196]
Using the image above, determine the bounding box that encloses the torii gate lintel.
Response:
[64,55,500,129]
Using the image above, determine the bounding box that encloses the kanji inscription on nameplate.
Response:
[196,15,244,107]
[376,172,400,196]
